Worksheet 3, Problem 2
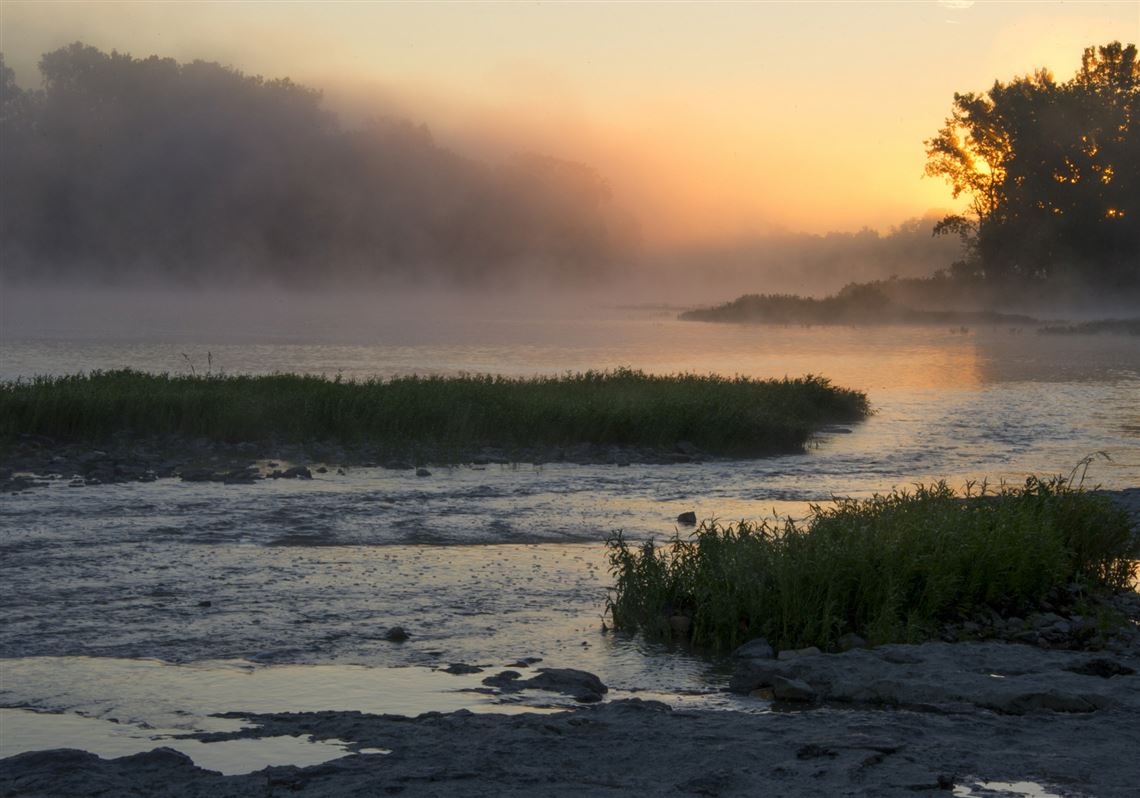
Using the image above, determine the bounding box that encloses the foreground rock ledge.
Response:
[3,639,1138,797]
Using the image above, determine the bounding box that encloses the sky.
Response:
[2,0,1137,246]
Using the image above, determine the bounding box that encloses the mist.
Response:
[0,44,637,291]
[0,43,970,305]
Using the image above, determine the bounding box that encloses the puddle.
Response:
[0,708,388,775]
[0,657,558,774]
[0,657,572,730]
[953,780,1068,798]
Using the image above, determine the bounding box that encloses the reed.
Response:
[0,368,869,458]
[606,477,1138,651]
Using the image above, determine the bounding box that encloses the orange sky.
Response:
[2,1,1137,245]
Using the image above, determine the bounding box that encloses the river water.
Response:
[2,295,1138,773]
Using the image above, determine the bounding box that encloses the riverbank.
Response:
[679,286,1040,327]
[4,626,1139,796]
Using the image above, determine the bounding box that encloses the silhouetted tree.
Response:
[926,42,1138,289]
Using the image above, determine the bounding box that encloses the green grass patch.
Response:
[607,477,1138,651]
[0,368,869,458]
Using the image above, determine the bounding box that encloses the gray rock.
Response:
[523,667,608,702]
[482,670,522,689]
[778,646,822,661]
[383,626,410,642]
[676,511,697,525]
[415,468,432,477]
[442,663,483,675]
[733,638,776,659]
[1064,658,1135,678]
[772,675,817,703]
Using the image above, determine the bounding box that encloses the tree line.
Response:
[926,41,1138,290]
[0,43,637,286]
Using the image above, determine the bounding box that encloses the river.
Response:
[2,293,1138,773]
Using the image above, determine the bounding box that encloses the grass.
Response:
[606,476,1138,652]
[0,368,869,458]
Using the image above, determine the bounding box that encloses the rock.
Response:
[732,638,776,660]
[336,467,347,475]
[525,667,608,700]
[1064,659,1135,678]
[197,600,212,608]
[677,511,697,525]
[443,663,484,675]
[778,646,822,661]
[837,633,868,651]
[278,466,312,480]
[316,466,328,474]
[986,691,1101,714]
[482,671,522,689]
[771,675,817,703]
[383,626,410,642]
[415,468,432,477]
[796,744,838,759]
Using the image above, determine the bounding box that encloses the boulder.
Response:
[733,638,776,660]
[676,511,697,525]
[772,676,818,703]
[778,646,822,661]
[383,626,410,642]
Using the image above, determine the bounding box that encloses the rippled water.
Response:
[2,298,1138,770]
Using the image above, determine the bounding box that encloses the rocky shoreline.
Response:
[3,629,1139,797]
[0,434,746,493]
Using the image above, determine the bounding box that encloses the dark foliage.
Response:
[926,42,1139,290]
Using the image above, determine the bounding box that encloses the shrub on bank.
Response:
[606,478,1138,651]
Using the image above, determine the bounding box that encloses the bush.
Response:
[606,477,1138,651]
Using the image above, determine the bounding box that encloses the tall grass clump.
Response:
[607,477,1138,652]
[0,368,869,457]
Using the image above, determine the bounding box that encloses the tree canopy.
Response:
[925,41,1138,289]
[0,43,637,287]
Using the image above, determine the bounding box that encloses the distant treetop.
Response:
[925,41,1138,289]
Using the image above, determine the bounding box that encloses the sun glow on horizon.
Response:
[1,0,1134,244]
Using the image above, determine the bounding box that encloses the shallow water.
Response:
[2,299,1139,771]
